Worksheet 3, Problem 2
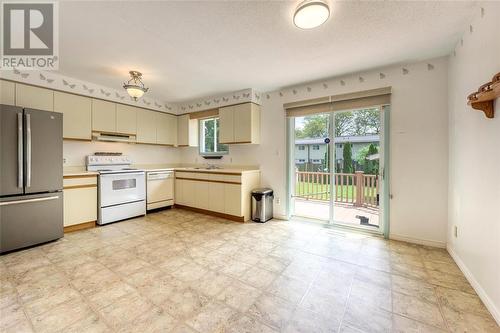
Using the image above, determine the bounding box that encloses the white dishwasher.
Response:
[146,171,174,210]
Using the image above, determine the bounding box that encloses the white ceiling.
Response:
[58,1,476,103]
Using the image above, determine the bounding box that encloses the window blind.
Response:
[284,87,391,117]
[189,108,219,119]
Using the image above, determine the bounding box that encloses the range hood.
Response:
[92,131,137,143]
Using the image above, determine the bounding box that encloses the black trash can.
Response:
[251,188,274,222]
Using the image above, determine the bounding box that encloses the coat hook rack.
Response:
[467,72,500,119]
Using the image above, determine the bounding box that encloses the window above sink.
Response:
[199,117,229,156]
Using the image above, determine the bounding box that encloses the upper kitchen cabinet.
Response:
[219,102,260,144]
[54,92,92,140]
[177,114,198,147]
[156,112,177,146]
[116,104,137,135]
[0,80,15,106]
[92,99,116,133]
[15,83,54,111]
[219,106,234,144]
[136,109,157,144]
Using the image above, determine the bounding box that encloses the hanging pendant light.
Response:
[293,0,330,29]
[123,71,148,101]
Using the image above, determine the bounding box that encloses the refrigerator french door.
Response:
[0,104,63,253]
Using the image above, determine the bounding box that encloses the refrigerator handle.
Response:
[26,113,32,188]
[17,113,23,188]
[0,195,59,206]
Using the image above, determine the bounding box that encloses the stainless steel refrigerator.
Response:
[1,104,63,253]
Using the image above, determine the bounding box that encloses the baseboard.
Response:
[389,233,446,248]
[447,245,500,325]
[272,214,289,221]
[64,221,96,233]
[174,204,245,222]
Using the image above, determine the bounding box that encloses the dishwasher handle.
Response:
[147,172,173,180]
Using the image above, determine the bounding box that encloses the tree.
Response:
[342,142,353,174]
[353,108,380,135]
[356,143,379,174]
[295,108,380,139]
[334,111,354,136]
[295,114,329,139]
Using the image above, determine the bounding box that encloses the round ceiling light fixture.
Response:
[293,0,330,29]
[123,71,149,101]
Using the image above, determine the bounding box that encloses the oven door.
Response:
[99,172,145,208]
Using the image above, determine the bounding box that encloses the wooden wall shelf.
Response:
[467,72,500,119]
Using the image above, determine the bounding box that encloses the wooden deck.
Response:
[294,198,379,228]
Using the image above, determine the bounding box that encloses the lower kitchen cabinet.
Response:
[224,184,242,217]
[175,178,185,205]
[195,181,210,210]
[208,182,225,213]
[175,170,260,221]
[63,175,97,231]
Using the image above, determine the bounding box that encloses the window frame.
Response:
[198,117,229,156]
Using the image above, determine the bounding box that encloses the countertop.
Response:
[63,164,260,176]
[63,166,99,177]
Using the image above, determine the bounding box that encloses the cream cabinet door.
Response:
[233,103,260,144]
[224,184,242,216]
[167,114,177,146]
[116,104,137,134]
[233,103,252,143]
[218,106,234,144]
[92,99,116,133]
[54,92,92,140]
[156,112,172,145]
[177,114,188,146]
[177,114,198,147]
[16,84,53,111]
[208,182,225,213]
[175,179,184,205]
[136,109,157,144]
[195,181,210,210]
[0,80,15,106]
[63,187,97,226]
[183,180,196,207]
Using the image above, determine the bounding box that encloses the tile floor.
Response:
[1,208,498,333]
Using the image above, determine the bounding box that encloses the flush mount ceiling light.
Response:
[293,0,330,29]
[123,71,148,101]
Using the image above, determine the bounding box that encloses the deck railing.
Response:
[295,171,379,208]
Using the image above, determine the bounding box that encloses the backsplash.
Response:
[63,141,180,167]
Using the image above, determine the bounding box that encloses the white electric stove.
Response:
[86,155,146,225]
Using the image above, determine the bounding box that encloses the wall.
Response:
[63,141,180,167]
[180,56,450,247]
[0,70,176,113]
[447,2,500,323]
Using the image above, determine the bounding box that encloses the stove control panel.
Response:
[86,155,132,166]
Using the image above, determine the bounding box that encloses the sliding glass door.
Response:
[289,106,387,234]
[292,114,332,221]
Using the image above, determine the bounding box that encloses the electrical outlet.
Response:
[63,158,66,164]
[275,197,281,205]
[454,225,458,238]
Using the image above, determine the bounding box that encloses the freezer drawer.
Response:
[0,192,63,253]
